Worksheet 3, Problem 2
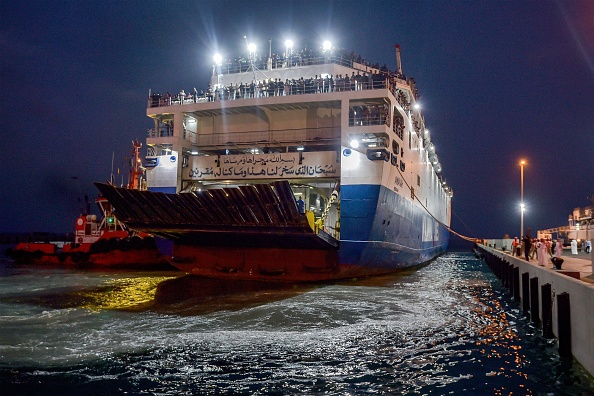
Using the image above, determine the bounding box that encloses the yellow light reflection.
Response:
[76,276,177,311]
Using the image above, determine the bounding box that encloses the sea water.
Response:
[0,250,592,395]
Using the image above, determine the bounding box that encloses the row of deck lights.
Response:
[212,39,333,66]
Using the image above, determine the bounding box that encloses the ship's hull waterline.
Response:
[95,180,448,281]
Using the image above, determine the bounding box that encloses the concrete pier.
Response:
[476,245,594,377]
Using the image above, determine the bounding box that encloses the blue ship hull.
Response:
[339,184,449,269]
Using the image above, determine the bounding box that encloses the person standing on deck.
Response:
[536,238,547,266]
[296,197,305,215]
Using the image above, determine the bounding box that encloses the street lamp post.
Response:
[520,160,526,238]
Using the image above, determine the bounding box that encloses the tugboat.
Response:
[8,141,170,269]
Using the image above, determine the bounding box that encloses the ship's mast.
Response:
[395,44,402,74]
[128,140,143,190]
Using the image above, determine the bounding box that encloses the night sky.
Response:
[1,0,593,241]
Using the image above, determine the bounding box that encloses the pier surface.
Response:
[501,250,593,282]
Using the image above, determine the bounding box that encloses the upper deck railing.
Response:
[148,53,412,109]
[148,77,410,110]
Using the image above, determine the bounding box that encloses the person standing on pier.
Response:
[512,237,519,256]
[554,238,563,258]
[571,239,578,255]
[536,238,547,266]
[529,237,538,260]
[522,234,532,261]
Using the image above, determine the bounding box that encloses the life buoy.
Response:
[77,237,83,243]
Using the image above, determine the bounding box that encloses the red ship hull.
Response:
[9,235,171,269]
[167,244,391,282]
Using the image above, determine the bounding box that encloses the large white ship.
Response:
[96,42,453,281]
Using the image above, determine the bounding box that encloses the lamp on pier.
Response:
[519,159,527,237]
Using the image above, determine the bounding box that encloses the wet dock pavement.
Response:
[502,250,593,282]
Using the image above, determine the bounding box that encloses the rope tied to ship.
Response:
[394,164,480,243]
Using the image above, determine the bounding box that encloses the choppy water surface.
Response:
[0,252,592,395]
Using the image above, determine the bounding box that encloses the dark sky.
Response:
[1,0,593,240]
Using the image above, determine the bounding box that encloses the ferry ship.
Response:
[96,42,453,281]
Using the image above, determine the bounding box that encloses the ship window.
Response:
[393,111,404,140]
[366,149,390,162]
[392,140,400,155]
[391,153,398,166]
[349,133,389,149]
[400,160,406,172]
[349,100,390,127]
[417,175,420,186]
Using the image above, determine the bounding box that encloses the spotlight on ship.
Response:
[248,43,256,53]
[213,53,223,65]
[323,40,332,51]
[414,103,420,110]
[349,139,359,149]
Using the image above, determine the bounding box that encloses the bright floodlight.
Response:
[213,53,222,65]
[414,103,420,109]
[248,43,256,53]
[285,39,293,48]
[349,139,359,149]
[323,40,332,51]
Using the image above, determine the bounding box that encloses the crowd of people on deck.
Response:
[150,71,405,107]
[149,46,416,109]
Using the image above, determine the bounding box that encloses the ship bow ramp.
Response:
[94,181,338,251]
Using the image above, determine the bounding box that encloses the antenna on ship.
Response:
[240,35,268,83]
[110,151,115,185]
[395,44,403,74]
[267,38,272,70]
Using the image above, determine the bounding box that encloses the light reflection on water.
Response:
[0,253,592,395]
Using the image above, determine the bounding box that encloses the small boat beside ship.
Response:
[96,41,453,281]
[8,141,169,269]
